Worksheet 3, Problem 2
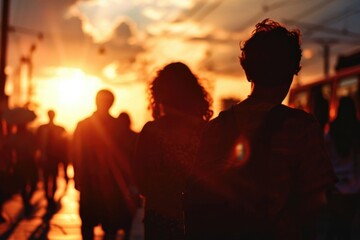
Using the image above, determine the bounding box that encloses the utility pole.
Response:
[314,38,338,79]
[0,0,10,110]
[323,44,330,78]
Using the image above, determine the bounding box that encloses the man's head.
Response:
[47,110,55,122]
[95,89,115,114]
[240,19,302,87]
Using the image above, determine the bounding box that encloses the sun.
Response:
[33,67,150,134]
[57,69,99,107]
[33,67,104,132]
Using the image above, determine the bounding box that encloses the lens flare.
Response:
[227,135,250,168]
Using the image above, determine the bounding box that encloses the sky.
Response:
[2,0,360,132]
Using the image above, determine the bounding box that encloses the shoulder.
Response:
[138,120,158,139]
[140,120,156,132]
[37,124,49,132]
[261,106,323,145]
[201,109,235,141]
[271,105,318,128]
[140,116,174,133]
[74,116,92,132]
[37,124,47,130]
[274,105,314,119]
[206,109,233,129]
[55,125,66,132]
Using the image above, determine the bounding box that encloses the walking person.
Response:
[37,109,68,210]
[117,112,139,166]
[72,89,136,240]
[185,19,336,240]
[134,62,213,240]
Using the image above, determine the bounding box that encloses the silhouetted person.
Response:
[117,112,138,164]
[8,123,38,216]
[185,19,336,240]
[324,96,360,239]
[134,62,213,240]
[72,89,135,240]
[37,110,68,210]
[310,85,330,133]
[0,122,12,222]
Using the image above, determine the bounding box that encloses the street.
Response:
[0,165,144,240]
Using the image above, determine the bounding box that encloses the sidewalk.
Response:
[0,183,49,239]
[0,165,144,240]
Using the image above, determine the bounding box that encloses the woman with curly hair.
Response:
[134,62,212,240]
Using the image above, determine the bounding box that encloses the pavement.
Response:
[0,165,144,240]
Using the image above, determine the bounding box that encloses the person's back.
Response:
[137,114,205,218]
[134,62,213,240]
[37,110,67,174]
[185,19,335,240]
[117,112,139,163]
[37,110,68,208]
[73,89,135,240]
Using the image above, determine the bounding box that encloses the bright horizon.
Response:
[23,66,250,134]
[4,0,358,133]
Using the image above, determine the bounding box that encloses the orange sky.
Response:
[5,66,249,133]
[4,0,359,133]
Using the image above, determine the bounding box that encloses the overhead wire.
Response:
[194,0,225,22]
[172,0,208,23]
[302,3,360,36]
[234,0,313,32]
[283,19,360,40]
[291,0,338,20]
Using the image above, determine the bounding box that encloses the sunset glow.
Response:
[2,1,360,239]
[4,0,359,135]
[31,67,149,133]
[32,68,102,132]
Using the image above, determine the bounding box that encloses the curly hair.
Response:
[240,19,302,86]
[148,62,213,121]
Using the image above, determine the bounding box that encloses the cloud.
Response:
[8,0,91,70]
[11,0,357,87]
[111,20,138,45]
[68,0,197,42]
[7,0,250,84]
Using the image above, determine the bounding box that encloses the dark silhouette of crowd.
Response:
[0,108,69,219]
[1,18,360,240]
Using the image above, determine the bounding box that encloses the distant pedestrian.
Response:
[0,123,12,222]
[73,89,136,240]
[134,62,212,240]
[309,85,330,133]
[37,110,68,210]
[117,112,138,164]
